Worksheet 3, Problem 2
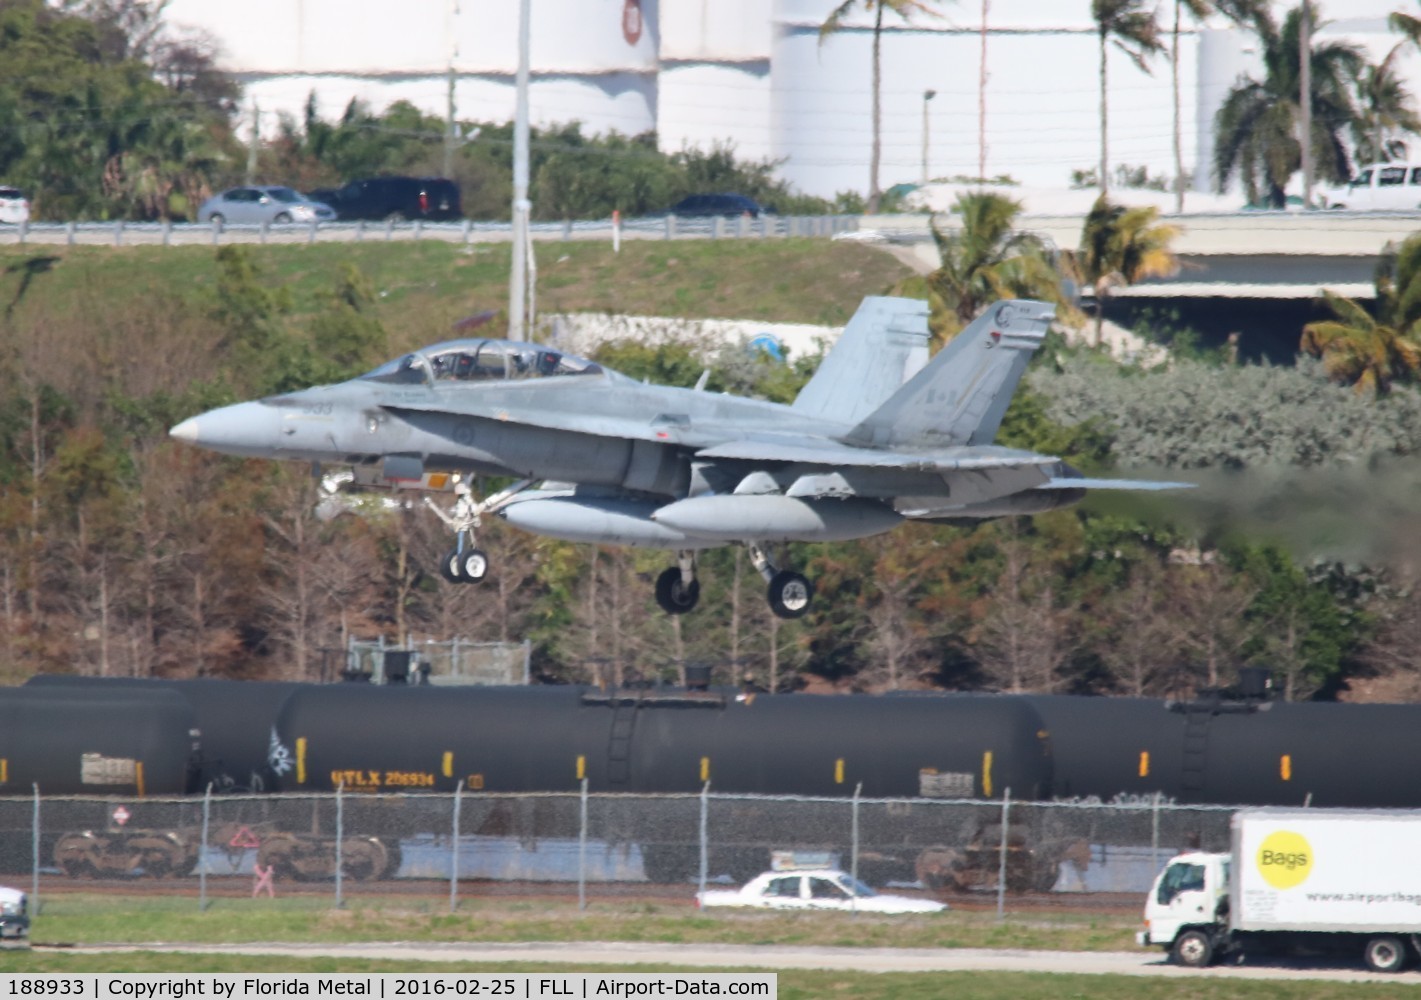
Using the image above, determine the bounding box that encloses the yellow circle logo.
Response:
[1257,831,1313,889]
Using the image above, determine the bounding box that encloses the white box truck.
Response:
[1139,809,1421,972]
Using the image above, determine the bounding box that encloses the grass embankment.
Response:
[0,238,912,339]
[1,899,1411,997]
[20,894,1134,951]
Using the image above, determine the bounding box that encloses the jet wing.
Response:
[694,437,1059,473]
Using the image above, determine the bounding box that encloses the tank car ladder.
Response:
[607,697,638,786]
[1180,706,1213,796]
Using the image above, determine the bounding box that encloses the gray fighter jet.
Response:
[170,297,1188,619]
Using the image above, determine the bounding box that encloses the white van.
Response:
[1321,163,1421,210]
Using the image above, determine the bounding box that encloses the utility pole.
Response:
[921,89,936,186]
[978,0,989,183]
[508,0,532,340]
[443,0,459,178]
[1300,0,1313,208]
[245,101,260,185]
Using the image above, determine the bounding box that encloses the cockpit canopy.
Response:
[362,339,603,385]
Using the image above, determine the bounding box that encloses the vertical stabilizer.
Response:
[847,300,1055,448]
[791,296,930,426]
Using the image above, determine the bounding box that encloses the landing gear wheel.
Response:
[1171,929,1215,968]
[767,570,813,619]
[460,549,489,582]
[1365,935,1408,972]
[439,548,463,583]
[655,567,700,614]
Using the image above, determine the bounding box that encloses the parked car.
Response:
[0,885,27,942]
[1319,162,1421,210]
[0,187,30,225]
[667,193,767,218]
[307,177,462,222]
[197,186,335,226]
[696,869,947,914]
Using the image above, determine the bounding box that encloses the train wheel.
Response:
[258,833,303,881]
[340,838,389,881]
[54,833,100,879]
[1171,929,1215,968]
[914,846,962,894]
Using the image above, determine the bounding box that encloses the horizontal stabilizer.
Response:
[1037,477,1195,492]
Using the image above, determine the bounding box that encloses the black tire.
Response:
[273,211,292,224]
[460,549,489,582]
[655,567,700,614]
[767,570,813,619]
[1365,935,1408,973]
[1171,929,1215,968]
[439,548,463,583]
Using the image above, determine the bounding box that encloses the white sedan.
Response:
[0,885,27,941]
[696,869,946,914]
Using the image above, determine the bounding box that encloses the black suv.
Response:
[667,193,766,218]
[308,177,462,222]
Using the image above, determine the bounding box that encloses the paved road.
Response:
[45,941,1421,984]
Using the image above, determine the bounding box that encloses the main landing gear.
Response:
[654,544,814,620]
[425,478,533,585]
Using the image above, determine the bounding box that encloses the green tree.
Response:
[1168,1,1270,211]
[1065,196,1180,346]
[1091,0,1165,196]
[1302,235,1421,395]
[0,0,238,220]
[819,0,943,213]
[1213,5,1364,208]
[926,192,1069,340]
[1352,44,1421,165]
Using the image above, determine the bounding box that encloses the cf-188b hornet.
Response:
[171,297,1189,619]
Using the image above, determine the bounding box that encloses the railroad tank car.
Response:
[0,687,197,796]
[23,675,308,792]
[1023,694,1421,809]
[267,684,1053,800]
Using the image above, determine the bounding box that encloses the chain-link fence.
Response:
[0,787,1238,915]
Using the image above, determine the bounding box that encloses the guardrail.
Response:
[0,214,862,249]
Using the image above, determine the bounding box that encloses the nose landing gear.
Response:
[427,478,532,585]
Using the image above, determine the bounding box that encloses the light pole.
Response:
[921,89,937,187]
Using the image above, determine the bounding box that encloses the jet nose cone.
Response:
[166,401,283,457]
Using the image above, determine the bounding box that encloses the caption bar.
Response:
[0,976,775,1000]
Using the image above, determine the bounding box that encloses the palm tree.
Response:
[1168,2,1270,213]
[1213,5,1363,209]
[926,191,1070,340]
[1066,196,1181,346]
[1301,235,1421,394]
[1353,43,1421,165]
[1092,0,1165,196]
[820,0,942,214]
